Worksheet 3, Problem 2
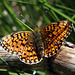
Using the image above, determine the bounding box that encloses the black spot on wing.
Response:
[21,43,25,46]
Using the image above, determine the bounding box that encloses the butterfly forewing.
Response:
[41,20,73,57]
[0,31,32,55]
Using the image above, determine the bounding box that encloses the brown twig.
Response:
[0,42,75,75]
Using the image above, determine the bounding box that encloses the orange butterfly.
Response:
[0,20,73,64]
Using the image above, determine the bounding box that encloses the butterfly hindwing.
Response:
[18,39,43,64]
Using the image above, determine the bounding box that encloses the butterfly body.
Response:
[0,20,73,64]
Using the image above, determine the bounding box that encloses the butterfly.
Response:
[0,20,73,65]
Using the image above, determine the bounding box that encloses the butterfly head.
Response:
[33,25,41,36]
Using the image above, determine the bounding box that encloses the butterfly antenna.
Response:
[19,13,34,27]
